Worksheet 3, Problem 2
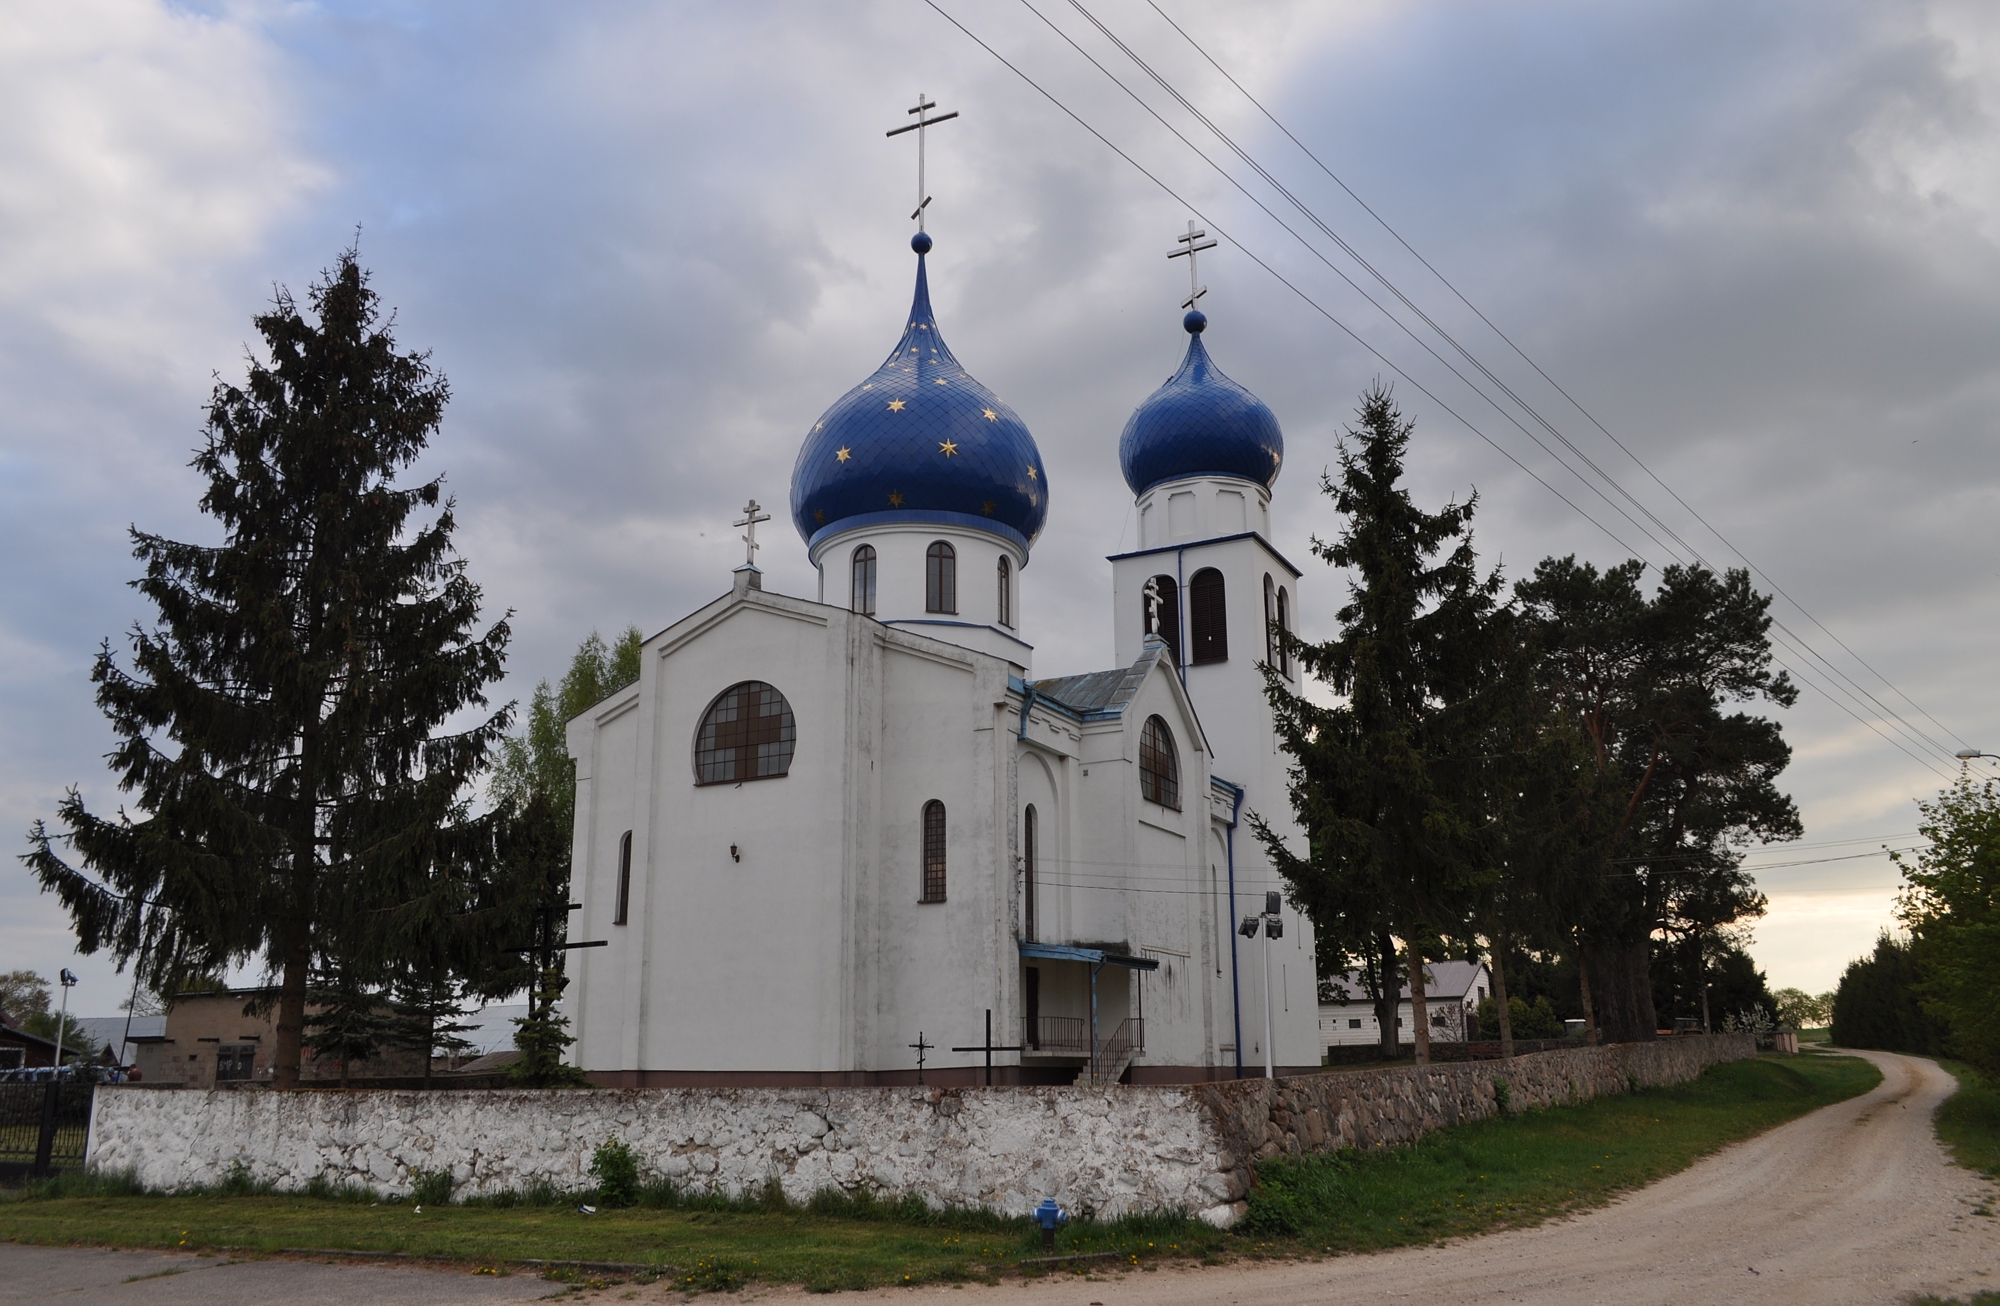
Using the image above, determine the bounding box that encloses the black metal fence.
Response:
[0,1082,94,1183]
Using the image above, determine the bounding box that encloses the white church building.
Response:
[564,226,1322,1086]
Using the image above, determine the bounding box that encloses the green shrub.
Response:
[1492,1077,1511,1111]
[408,1167,454,1206]
[589,1139,640,1208]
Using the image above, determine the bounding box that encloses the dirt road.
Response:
[844,1049,1998,1305]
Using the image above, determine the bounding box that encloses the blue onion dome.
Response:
[1118,312,1283,496]
[791,237,1049,552]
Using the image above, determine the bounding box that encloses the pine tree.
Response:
[1256,385,1504,1065]
[22,247,511,1087]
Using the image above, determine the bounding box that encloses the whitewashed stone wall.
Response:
[86,1083,1237,1224]
[86,1035,1755,1228]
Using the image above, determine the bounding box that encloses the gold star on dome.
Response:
[1026,466,1037,480]
[1270,449,1281,466]
[981,500,995,515]
[835,447,851,463]
[814,510,826,523]
[982,408,997,421]
[814,422,824,432]
[888,490,905,507]
[938,440,959,457]
[887,399,906,412]
[862,383,874,391]
[934,377,948,385]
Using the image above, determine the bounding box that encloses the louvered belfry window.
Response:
[1139,715,1180,810]
[921,800,948,903]
[693,681,797,784]
[1189,568,1228,665]
[926,541,957,614]
[1145,574,1181,664]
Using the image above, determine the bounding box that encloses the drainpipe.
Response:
[1224,781,1245,1079]
[1017,683,1035,741]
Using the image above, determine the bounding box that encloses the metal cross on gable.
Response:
[734,499,770,568]
[1168,219,1218,311]
[886,92,958,231]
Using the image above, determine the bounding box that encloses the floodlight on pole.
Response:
[1239,893,1286,1079]
[55,968,77,1069]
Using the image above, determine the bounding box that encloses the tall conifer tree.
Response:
[23,248,511,1086]
[1257,385,1503,1065]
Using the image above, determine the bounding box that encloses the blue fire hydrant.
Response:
[1034,1198,1068,1253]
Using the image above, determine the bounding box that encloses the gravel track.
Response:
[850,1049,2000,1305]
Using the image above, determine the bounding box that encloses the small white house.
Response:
[1317,959,1492,1051]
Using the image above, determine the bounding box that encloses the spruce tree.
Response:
[23,248,511,1087]
[1256,385,1503,1065]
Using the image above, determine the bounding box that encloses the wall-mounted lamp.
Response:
[730,844,741,863]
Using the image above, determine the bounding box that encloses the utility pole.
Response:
[1239,893,1284,1079]
[54,969,76,1069]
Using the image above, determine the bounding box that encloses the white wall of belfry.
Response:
[85,1035,1754,1226]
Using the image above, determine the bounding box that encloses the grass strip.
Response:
[1934,1060,2000,1180]
[0,1053,1879,1289]
[1241,1052,1881,1251]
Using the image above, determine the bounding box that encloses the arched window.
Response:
[1264,574,1278,666]
[921,800,948,903]
[926,541,957,614]
[1139,715,1180,810]
[996,555,1012,628]
[693,681,797,785]
[614,830,633,926]
[1189,568,1228,665]
[1277,586,1292,678]
[1144,574,1180,664]
[1022,804,1038,942]
[851,545,877,616]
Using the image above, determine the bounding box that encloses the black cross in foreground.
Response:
[908,1031,934,1085]
[952,1009,1024,1087]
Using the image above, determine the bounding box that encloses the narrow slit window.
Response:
[614,830,632,925]
[997,555,1012,627]
[851,545,877,616]
[1022,804,1038,942]
[1189,568,1228,664]
[921,800,948,903]
[926,541,957,614]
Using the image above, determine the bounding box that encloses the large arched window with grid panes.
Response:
[693,681,796,785]
[1139,715,1180,810]
[921,800,948,903]
[926,541,957,613]
[1189,567,1227,664]
[851,545,877,616]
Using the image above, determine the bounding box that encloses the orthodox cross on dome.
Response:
[886,92,958,232]
[1168,220,1217,311]
[734,499,771,568]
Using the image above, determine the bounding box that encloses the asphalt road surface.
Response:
[2,1049,1994,1304]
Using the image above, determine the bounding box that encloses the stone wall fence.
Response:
[85,1033,1755,1227]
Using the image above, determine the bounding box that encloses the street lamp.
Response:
[54,969,77,1069]
[1239,892,1284,1079]
[1956,749,1995,762]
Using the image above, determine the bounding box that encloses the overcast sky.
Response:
[6,0,1998,1013]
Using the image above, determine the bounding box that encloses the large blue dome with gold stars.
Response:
[1119,312,1282,497]
[792,237,1048,553]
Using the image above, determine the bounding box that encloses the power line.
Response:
[1127,0,1968,762]
[1036,0,1963,774]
